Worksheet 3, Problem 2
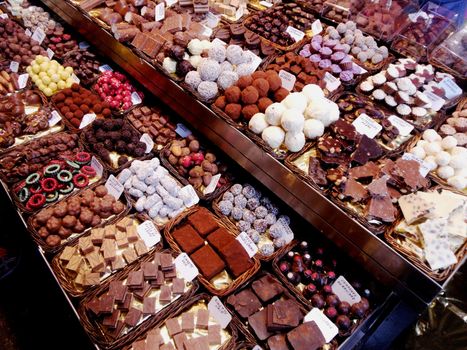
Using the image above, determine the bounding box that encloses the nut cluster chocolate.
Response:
[62,49,104,86]
[31,185,126,248]
[44,27,79,59]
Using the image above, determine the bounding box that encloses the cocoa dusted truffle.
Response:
[225,86,241,103]
[241,86,259,104]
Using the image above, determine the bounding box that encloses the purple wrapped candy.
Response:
[253,219,268,233]
[309,54,322,63]
[302,44,311,51]
[222,191,234,202]
[218,200,233,216]
[331,51,345,63]
[311,41,322,53]
[243,209,256,223]
[277,215,290,225]
[230,184,243,195]
[339,70,354,82]
[300,49,311,58]
[330,64,342,74]
[231,206,243,221]
[247,197,260,211]
[234,194,247,208]
[242,185,256,199]
[237,220,251,232]
[319,47,333,58]
[274,238,287,249]
[265,213,277,225]
[260,244,275,256]
[247,229,260,244]
[311,35,323,45]
[269,223,284,239]
[269,205,279,216]
[319,59,332,69]
[255,206,268,219]
[324,39,339,48]
[333,43,346,52]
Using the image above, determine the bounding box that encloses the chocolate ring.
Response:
[26,173,40,185]
[59,182,74,194]
[18,187,30,203]
[80,165,96,177]
[44,164,61,177]
[73,173,89,188]
[46,191,59,203]
[75,151,91,164]
[41,178,58,193]
[57,169,72,183]
[27,193,46,209]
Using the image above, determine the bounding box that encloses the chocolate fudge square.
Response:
[266,300,302,332]
[226,289,262,318]
[267,334,288,350]
[251,275,284,303]
[173,224,205,254]
[220,240,254,278]
[190,245,225,280]
[207,227,235,254]
[187,208,219,237]
[287,321,326,350]
[248,308,272,341]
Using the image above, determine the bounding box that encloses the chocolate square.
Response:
[108,280,128,302]
[248,308,272,341]
[160,343,175,350]
[166,317,182,337]
[146,333,162,349]
[208,324,221,345]
[118,292,133,312]
[160,253,174,271]
[286,321,326,350]
[196,309,209,330]
[181,312,195,332]
[108,320,124,339]
[143,297,157,315]
[127,270,144,288]
[124,307,142,327]
[220,240,254,278]
[206,227,235,254]
[172,278,185,295]
[98,294,115,315]
[251,275,284,303]
[266,300,302,331]
[142,261,159,280]
[226,289,262,318]
[103,310,120,329]
[187,208,219,237]
[267,334,288,350]
[159,285,172,303]
[172,224,205,254]
[132,339,146,350]
[173,332,188,350]
[190,245,225,280]
[133,282,151,300]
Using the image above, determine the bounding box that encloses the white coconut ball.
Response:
[187,39,203,55]
[424,156,438,171]
[447,175,466,190]
[265,103,286,126]
[302,84,325,102]
[200,40,212,51]
[189,55,203,69]
[435,151,451,166]
[417,139,428,149]
[441,136,457,150]
[422,129,441,142]
[304,99,333,126]
[410,146,426,160]
[162,57,177,74]
[449,153,467,169]
[249,113,268,134]
[281,109,305,133]
[451,146,467,156]
[282,92,308,113]
[262,126,285,149]
[455,167,467,177]
[437,165,455,179]
[285,132,306,152]
[423,142,442,156]
[303,119,325,139]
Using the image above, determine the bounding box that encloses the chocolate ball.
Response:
[311,294,325,309]
[326,294,340,308]
[325,306,338,320]
[336,315,351,331]
[337,301,351,315]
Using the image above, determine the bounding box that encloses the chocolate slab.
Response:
[208,324,221,345]
[166,317,182,337]
[226,289,262,318]
[182,312,195,332]
[187,208,219,236]
[196,309,209,330]
[267,334,288,350]
[143,297,157,315]
[251,275,284,303]
[159,285,172,303]
[286,321,325,350]
[124,307,142,327]
[172,278,185,295]
[248,308,272,341]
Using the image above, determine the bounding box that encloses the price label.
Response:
[140,133,154,153]
[438,78,462,100]
[259,1,273,7]
[137,220,161,248]
[243,50,262,72]
[155,2,165,22]
[71,73,80,84]
[208,297,232,329]
[175,123,192,138]
[0,13,8,19]
[352,62,367,75]
[278,70,296,91]
[46,48,54,59]
[286,26,305,42]
[276,216,294,244]
[31,27,46,45]
[206,12,220,27]
[131,91,142,105]
[304,308,339,343]
[236,231,258,258]
[105,174,124,199]
[90,156,104,177]
[79,41,90,49]
[252,346,263,350]
[388,115,413,136]
[48,110,62,127]
[166,0,178,6]
[402,153,430,177]
[174,253,199,282]
[352,113,382,139]
[235,6,245,20]
[179,185,199,207]
[323,72,341,92]
[25,29,32,37]
[201,24,213,37]
[99,64,113,72]
[332,276,361,305]
[18,73,29,89]
[203,173,221,195]
[311,19,323,35]
[79,113,96,129]
[9,61,19,73]
[212,38,227,47]
[424,90,445,111]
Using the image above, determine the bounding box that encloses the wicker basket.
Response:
[27,182,131,255]
[164,206,261,297]
[50,214,163,298]
[77,249,199,350]
[429,46,467,84]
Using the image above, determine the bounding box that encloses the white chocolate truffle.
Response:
[249,113,268,134]
[262,126,285,149]
[217,71,238,90]
[435,151,451,166]
[304,99,339,126]
[424,156,438,171]
[437,165,455,179]
[441,136,458,150]
[282,92,308,113]
[451,146,467,156]
[410,146,426,159]
[187,39,203,55]
[423,142,442,156]
[447,175,466,190]
[301,84,325,102]
[417,139,428,149]
[184,71,202,90]
[422,129,442,142]
[200,40,212,51]
[303,119,325,139]
[455,167,467,177]
[162,57,177,74]
[284,132,305,152]
[265,103,286,126]
[226,45,244,65]
[449,153,467,169]
[281,109,305,133]
[208,44,227,63]
[189,55,203,69]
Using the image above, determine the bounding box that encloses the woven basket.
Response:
[77,249,199,350]
[27,182,131,255]
[159,143,233,202]
[231,317,258,349]
[164,206,261,297]
[429,46,467,84]
[50,214,163,298]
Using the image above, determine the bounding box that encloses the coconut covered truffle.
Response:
[185,70,202,90]
[282,93,308,113]
[302,84,325,102]
[187,39,203,55]
[217,71,239,90]
[163,57,177,74]
[303,119,325,139]
[265,103,286,126]
[197,81,218,101]
[262,126,285,149]
[249,113,269,134]
[226,45,244,65]
[199,59,221,82]
[281,109,305,133]
[284,132,305,152]
[304,99,339,126]
[208,44,227,63]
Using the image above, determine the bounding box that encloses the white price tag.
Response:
[206,12,220,27]
[208,297,232,329]
[98,64,113,72]
[352,62,367,75]
[203,173,221,195]
[179,185,199,207]
[236,232,258,258]
[131,91,142,105]
[137,220,161,248]
[140,133,154,153]
[0,13,8,19]
[304,308,339,343]
[9,61,19,73]
[402,153,430,177]
[71,73,80,84]
[243,50,262,72]
[31,27,46,45]
[332,276,361,305]
[324,72,341,92]
[286,26,305,42]
[276,216,294,244]
[388,115,414,136]
[46,48,54,59]
[235,6,245,20]
[105,174,124,199]
[155,2,165,22]
[90,156,103,177]
[48,110,62,127]
[175,123,192,138]
[311,19,323,35]
[174,253,199,282]
[352,113,382,139]
[278,70,296,91]
[424,90,445,112]
[259,1,273,7]
[201,24,213,37]
[79,113,96,129]
[18,73,28,89]
[212,38,227,47]
[438,78,462,100]
[25,28,32,37]
[166,0,178,6]
[79,41,90,49]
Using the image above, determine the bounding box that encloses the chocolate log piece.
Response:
[207,227,235,254]
[190,245,225,280]
[286,321,326,350]
[166,317,182,337]
[268,334,288,350]
[226,288,262,318]
[220,240,254,278]
[141,21,162,32]
[125,307,142,327]
[187,208,219,236]
[266,300,302,331]
[352,135,383,165]
[173,224,205,254]
[251,274,284,303]
[172,277,185,295]
[248,308,272,341]
[196,309,209,330]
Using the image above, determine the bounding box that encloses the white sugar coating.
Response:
[455,167,467,177]
[372,73,386,85]
[435,151,451,166]
[188,55,203,69]
[424,156,438,171]
[226,45,244,64]
[303,119,325,139]
[451,146,467,156]
[281,109,305,133]
[282,92,308,113]
[219,61,233,72]
[441,136,458,150]
[437,165,455,179]
[410,146,426,159]
[360,80,374,92]
[187,39,203,55]
[302,84,325,102]
[249,113,269,134]
[449,153,467,169]
[265,103,286,126]
[236,63,255,77]
[447,175,466,190]
[184,70,202,90]
[417,139,428,149]
[422,129,442,142]
[423,142,442,156]
[208,44,226,63]
[200,40,212,50]
[284,132,305,152]
[197,81,218,101]
[198,59,221,81]
[162,57,177,74]
[262,126,285,149]
[217,70,238,90]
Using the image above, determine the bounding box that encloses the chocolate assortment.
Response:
[0,69,23,96]
[27,55,76,96]
[322,0,364,23]
[62,49,104,86]
[44,27,79,59]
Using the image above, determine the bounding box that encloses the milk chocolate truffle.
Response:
[241,86,259,104]
[225,103,242,120]
[237,75,253,89]
[242,105,260,120]
[214,96,227,109]
[266,71,282,91]
[225,86,241,103]
[274,87,289,102]
[252,78,270,97]
[258,97,273,112]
